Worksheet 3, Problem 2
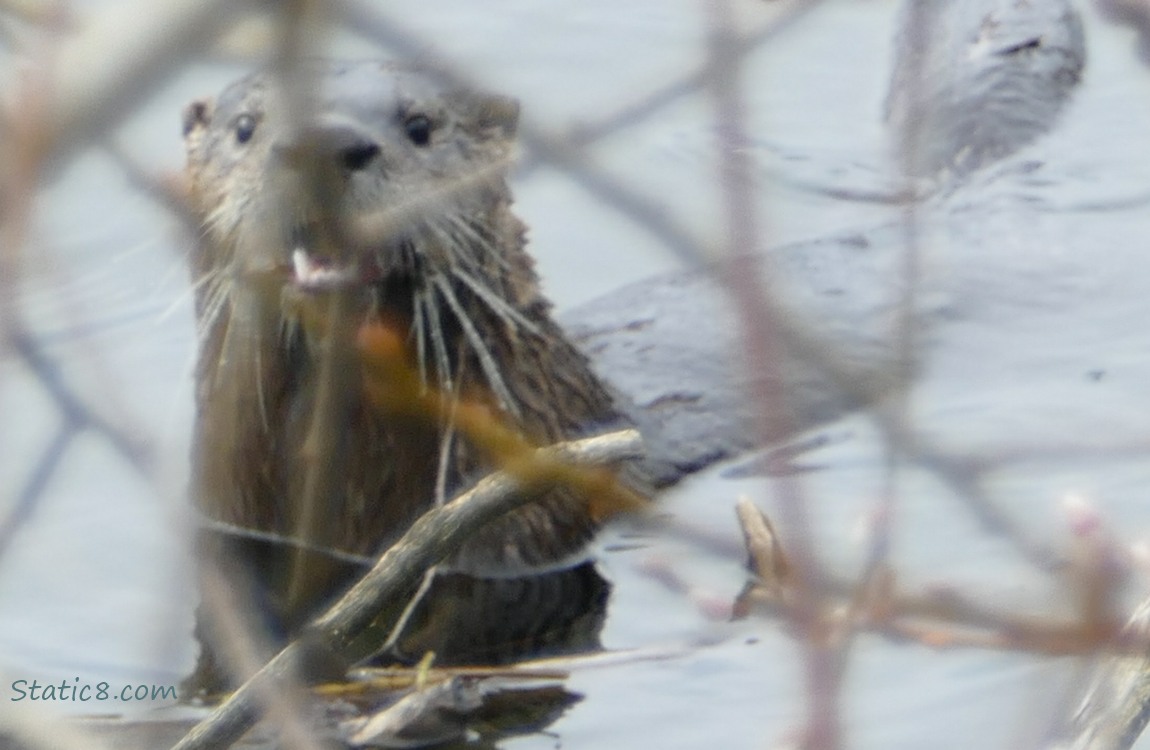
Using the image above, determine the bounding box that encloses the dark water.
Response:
[4,0,1150,748]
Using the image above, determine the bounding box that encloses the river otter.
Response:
[885,0,1084,177]
[181,60,632,691]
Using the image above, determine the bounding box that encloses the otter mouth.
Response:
[288,224,385,292]
[291,247,362,290]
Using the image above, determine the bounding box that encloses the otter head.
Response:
[184,61,544,415]
[183,60,523,304]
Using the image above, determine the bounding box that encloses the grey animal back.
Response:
[886,0,1085,177]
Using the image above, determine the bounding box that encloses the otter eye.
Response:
[234,114,257,145]
[403,114,433,146]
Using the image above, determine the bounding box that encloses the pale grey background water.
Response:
[4,1,1150,747]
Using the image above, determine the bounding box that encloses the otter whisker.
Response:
[411,284,430,390]
[423,221,458,268]
[421,279,454,395]
[190,269,222,325]
[200,267,242,342]
[451,266,541,336]
[278,314,302,356]
[439,220,493,279]
[434,402,458,507]
[203,200,243,242]
[444,213,514,274]
[425,220,477,279]
[215,295,270,433]
[155,254,206,325]
[433,274,519,417]
[196,272,230,343]
[253,331,270,432]
[188,262,221,297]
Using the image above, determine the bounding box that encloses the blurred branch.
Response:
[338,0,1064,577]
[0,422,71,561]
[1050,596,1150,750]
[194,565,330,750]
[9,329,151,472]
[13,0,246,174]
[566,0,823,148]
[172,428,643,750]
[0,2,1127,748]
[0,330,153,566]
[735,501,1127,659]
[705,2,840,746]
[104,141,194,222]
[0,0,68,26]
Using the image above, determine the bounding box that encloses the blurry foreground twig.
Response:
[1050,598,1150,750]
[735,499,1128,659]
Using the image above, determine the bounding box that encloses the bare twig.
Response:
[734,502,1126,658]
[565,0,823,148]
[25,0,245,173]
[0,422,72,560]
[104,141,194,222]
[195,566,328,750]
[705,1,840,747]
[1,3,1132,749]
[335,0,1064,582]
[9,330,151,472]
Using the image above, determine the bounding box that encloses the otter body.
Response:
[182,61,626,689]
[886,0,1084,177]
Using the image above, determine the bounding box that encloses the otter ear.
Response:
[462,92,519,139]
[182,97,214,138]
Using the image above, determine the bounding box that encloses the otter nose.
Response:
[320,124,380,171]
[337,136,380,172]
[280,124,381,172]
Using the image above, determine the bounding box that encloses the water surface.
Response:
[4,1,1150,748]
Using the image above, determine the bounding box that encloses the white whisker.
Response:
[433,274,519,417]
[451,266,540,335]
[411,283,430,390]
[197,274,230,343]
[423,279,454,395]
[445,213,513,273]
[434,402,458,507]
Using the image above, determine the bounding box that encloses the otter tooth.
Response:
[291,247,357,290]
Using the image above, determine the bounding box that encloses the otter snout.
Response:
[274,121,382,175]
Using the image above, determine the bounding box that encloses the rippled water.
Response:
[4,0,1150,747]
